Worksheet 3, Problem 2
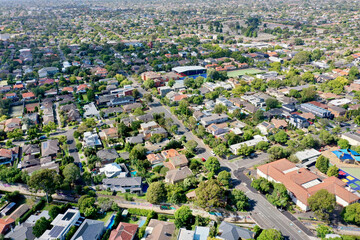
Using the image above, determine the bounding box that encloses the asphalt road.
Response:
[234,169,312,240]
[134,83,313,240]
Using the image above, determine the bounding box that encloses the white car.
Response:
[210,151,215,156]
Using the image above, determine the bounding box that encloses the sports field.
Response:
[227,68,264,78]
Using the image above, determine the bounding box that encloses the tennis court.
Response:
[338,168,360,191]
[227,68,264,78]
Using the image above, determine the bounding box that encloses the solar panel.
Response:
[49,226,65,237]
[62,212,75,221]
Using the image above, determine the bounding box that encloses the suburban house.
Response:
[100,163,128,178]
[140,121,159,132]
[256,122,274,135]
[177,226,210,240]
[143,219,175,240]
[0,147,19,165]
[39,209,81,240]
[101,127,119,140]
[230,135,268,155]
[41,139,59,158]
[70,219,104,240]
[146,153,165,165]
[217,222,254,240]
[0,218,15,235]
[257,159,360,211]
[84,131,102,147]
[96,149,119,165]
[200,114,228,126]
[165,155,189,170]
[4,118,21,132]
[5,210,50,240]
[165,167,193,184]
[300,103,332,118]
[102,177,142,193]
[22,144,40,155]
[288,114,310,129]
[341,132,360,146]
[83,102,100,119]
[109,222,138,240]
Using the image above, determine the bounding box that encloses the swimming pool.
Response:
[106,214,116,230]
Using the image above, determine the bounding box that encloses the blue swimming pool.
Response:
[106,215,116,230]
[138,219,146,227]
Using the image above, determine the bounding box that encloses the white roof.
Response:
[172,66,205,73]
[295,148,320,161]
[328,98,352,106]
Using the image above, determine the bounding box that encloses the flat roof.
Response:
[172,66,206,73]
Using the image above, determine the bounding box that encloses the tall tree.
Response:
[28,169,61,203]
[146,182,167,204]
[308,189,336,221]
[257,229,283,240]
[204,157,220,174]
[63,163,80,186]
[174,206,193,229]
[342,203,360,225]
[195,179,224,210]
[315,155,329,174]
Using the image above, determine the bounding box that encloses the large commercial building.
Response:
[172,66,206,77]
[257,159,359,211]
[300,103,332,118]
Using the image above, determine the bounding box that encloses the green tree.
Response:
[129,144,147,160]
[257,229,283,240]
[184,140,198,153]
[319,130,336,145]
[174,206,193,229]
[204,157,220,174]
[217,170,231,187]
[315,155,329,174]
[302,72,315,83]
[274,130,288,144]
[342,203,360,225]
[267,146,289,160]
[265,98,279,109]
[327,165,339,177]
[251,178,271,193]
[144,79,155,89]
[168,79,175,87]
[28,169,61,203]
[338,139,350,149]
[308,189,336,221]
[146,181,167,204]
[78,195,97,217]
[316,224,333,238]
[267,183,289,208]
[213,143,228,157]
[195,179,224,210]
[33,217,51,237]
[230,189,250,211]
[63,163,80,186]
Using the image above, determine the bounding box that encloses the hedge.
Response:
[19,198,46,223]
[128,208,152,216]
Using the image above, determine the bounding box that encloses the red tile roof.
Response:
[257,159,360,207]
[109,222,138,240]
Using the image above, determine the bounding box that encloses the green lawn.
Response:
[227,68,265,78]
[95,211,114,223]
[82,94,88,102]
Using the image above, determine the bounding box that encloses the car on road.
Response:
[39,135,47,140]
[201,157,206,162]
[210,151,215,156]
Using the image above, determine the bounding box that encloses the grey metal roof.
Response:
[70,219,104,240]
[218,221,254,240]
[102,177,142,187]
